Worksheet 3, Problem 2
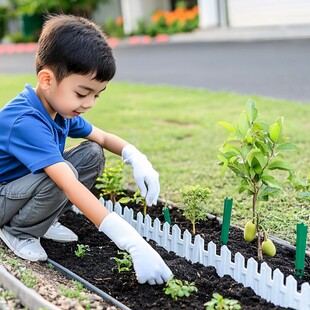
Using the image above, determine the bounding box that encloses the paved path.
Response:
[1,26,310,103]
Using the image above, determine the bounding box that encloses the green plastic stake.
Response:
[220,197,233,245]
[295,223,308,278]
[162,206,171,225]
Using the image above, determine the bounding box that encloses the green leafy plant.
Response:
[163,277,198,300]
[1,290,15,301]
[218,99,297,260]
[19,267,37,288]
[59,280,85,299]
[11,0,110,18]
[74,244,89,258]
[95,161,125,204]
[111,251,133,273]
[102,16,125,38]
[179,185,211,234]
[205,292,241,310]
[290,171,310,202]
[118,189,147,215]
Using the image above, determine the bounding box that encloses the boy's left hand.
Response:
[122,144,160,206]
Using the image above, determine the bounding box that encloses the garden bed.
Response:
[40,191,309,309]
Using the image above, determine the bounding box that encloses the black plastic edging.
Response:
[46,258,131,310]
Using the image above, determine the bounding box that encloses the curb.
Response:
[0,265,59,310]
[0,34,170,55]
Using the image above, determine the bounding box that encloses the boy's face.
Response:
[39,73,108,119]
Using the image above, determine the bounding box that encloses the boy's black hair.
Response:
[36,14,116,83]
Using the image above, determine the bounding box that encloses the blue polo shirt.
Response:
[0,84,93,183]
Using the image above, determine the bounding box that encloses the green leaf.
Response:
[246,148,261,165]
[246,99,258,122]
[218,121,236,133]
[118,197,131,204]
[245,130,253,143]
[237,111,249,136]
[268,160,294,172]
[246,149,266,174]
[297,192,310,201]
[227,164,246,178]
[217,154,228,164]
[238,179,252,194]
[220,143,242,155]
[276,143,298,152]
[261,174,282,188]
[255,140,269,155]
[260,185,280,197]
[260,195,269,201]
[255,120,269,132]
[269,120,281,143]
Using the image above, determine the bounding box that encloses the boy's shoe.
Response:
[0,228,47,261]
[43,222,78,242]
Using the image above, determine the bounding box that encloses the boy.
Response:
[0,14,172,285]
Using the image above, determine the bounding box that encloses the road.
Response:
[1,39,310,103]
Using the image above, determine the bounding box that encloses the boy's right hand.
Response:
[99,212,172,285]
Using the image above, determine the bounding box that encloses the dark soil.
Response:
[41,190,309,310]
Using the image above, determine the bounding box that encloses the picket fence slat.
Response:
[258,262,272,302]
[300,283,310,309]
[98,199,310,310]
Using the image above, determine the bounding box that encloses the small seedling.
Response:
[46,263,54,269]
[95,161,125,203]
[1,290,15,300]
[163,277,198,300]
[19,267,37,288]
[179,185,211,234]
[75,244,89,258]
[59,280,85,300]
[205,292,241,310]
[111,251,133,273]
[119,190,148,215]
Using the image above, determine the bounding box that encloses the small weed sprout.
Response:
[59,280,85,300]
[179,185,211,234]
[205,292,241,310]
[119,190,147,215]
[75,244,89,258]
[95,161,125,203]
[1,290,15,300]
[7,257,19,267]
[0,247,6,258]
[19,267,37,288]
[111,251,133,273]
[163,277,198,300]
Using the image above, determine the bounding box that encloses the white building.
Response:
[94,0,310,34]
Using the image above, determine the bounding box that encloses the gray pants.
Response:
[0,141,105,239]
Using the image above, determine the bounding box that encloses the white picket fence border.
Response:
[100,198,310,310]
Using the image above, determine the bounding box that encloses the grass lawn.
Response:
[1,74,310,245]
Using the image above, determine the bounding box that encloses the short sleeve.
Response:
[9,113,64,173]
[68,116,93,138]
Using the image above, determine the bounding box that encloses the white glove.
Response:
[122,144,160,206]
[99,212,172,285]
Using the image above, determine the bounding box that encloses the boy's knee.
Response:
[85,141,105,172]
